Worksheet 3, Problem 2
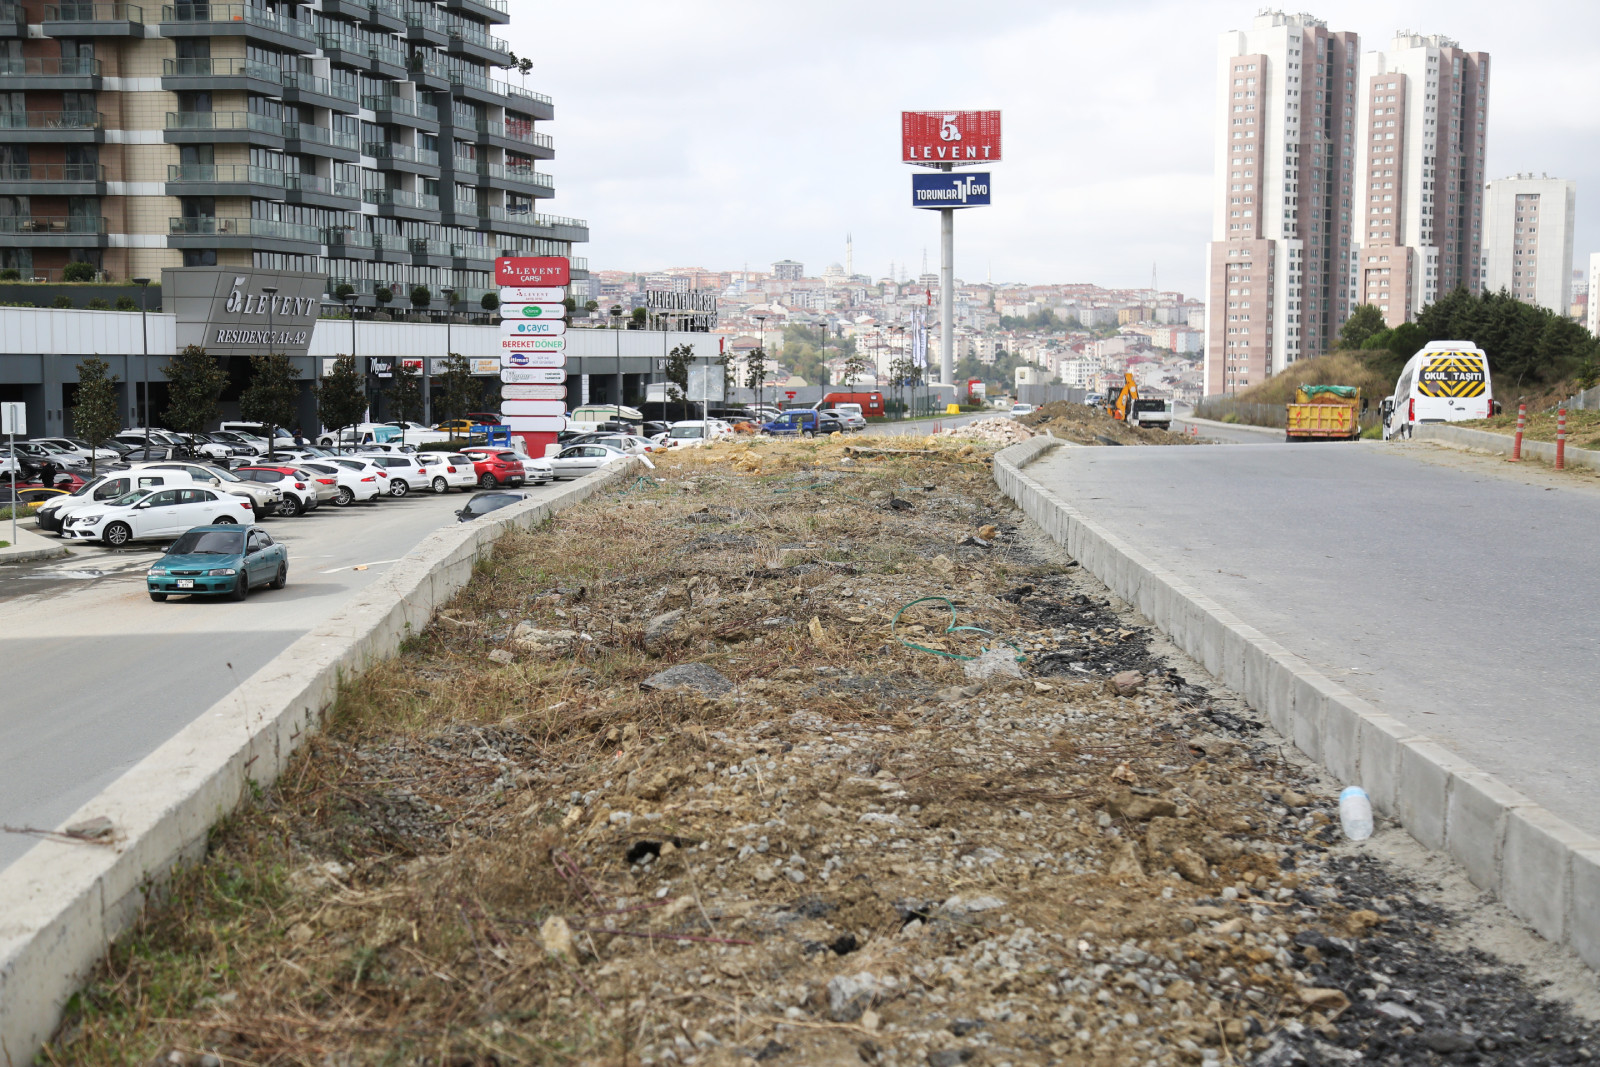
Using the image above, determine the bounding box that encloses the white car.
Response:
[300,460,384,505]
[1010,403,1036,416]
[819,408,867,432]
[414,452,480,493]
[550,443,631,479]
[365,454,437,496]
[36,468,214,534]
[62,486,256,546]
[661,421,731,449]
[140,462,283,516]
[32,437,121,464]
[210,430,270,455]
[231,466,325,516]
[323,455,392,491]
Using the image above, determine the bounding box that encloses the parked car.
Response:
[1010,402,1036,417]
[210,429,270,455]
[566,432,657,454]
[660,421,732,449]
[364,454,436,496]
[31,437,121,464]
[457,448,527,489]
[13,440,87,469]
[0,485,68,512]
[232,466,324,516]
[147,524,287,602]
[414,452,480,493]
[819,408,867,432]
[456,491,528,522]
[141,462,282,516]
[299,460,384,505]
[761,410,843,437]
[321,455,392,493]
[36,468,214,534]
[117,445,195,464]
[63,486,256,546]
[549,443,630,479]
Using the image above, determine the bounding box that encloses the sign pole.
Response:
[8,427,15,548]
[940,187,955,390]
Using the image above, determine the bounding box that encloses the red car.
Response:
[460,448,525,489]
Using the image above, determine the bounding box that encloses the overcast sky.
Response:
[506,2,1600,300]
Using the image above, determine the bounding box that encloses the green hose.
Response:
[890,595,1026,662]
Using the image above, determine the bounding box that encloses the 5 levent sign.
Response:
[498,255,569,433]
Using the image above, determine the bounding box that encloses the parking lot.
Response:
[0,483,562,871]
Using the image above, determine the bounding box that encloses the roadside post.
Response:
[496,256,570,460]
[1556,407,1567,471]
[2,401,22,546]
[1512,403,1526,461]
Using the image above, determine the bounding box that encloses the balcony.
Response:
[482,162,553,194]
[502,81,555,121]
[323,225,376,260]
[286,172,359,209]
[164,110,285,147]
[477,119,553,158]
[362,93,439,130]
[0,161,106,194]
[363,187,441,221]
[445,18,511,66]
[445,0,508,26]
[168,215,322,253]
[0,1,19,36]
[0,214,109,247]
[161,2,314,52]
[410,236,453,266]
[42,2,144,36]
[368,39,407,79]
[0,109,104,142]
[450,241,500,265]
[404,2,447,45]
[408,50,450,90]
[364,141,439,173]
[161,56,281,93]
[166,162,286,198]
[0,55,102,91]
[322,0,402,33]
[281,69,359,112]
[439,197,479,227]
[283,120,360,161]
[450,154,479,182]
[484,208,588,242]
[448,65,507,107]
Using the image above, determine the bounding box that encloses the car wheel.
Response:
[336,486,354,506]
[803,430,815,439]
[149,591,167,602]
[280,495,302,517]
[431,476,448,494]
[213,516,236,525]
[104,521,132,546]
[230,574,249,602]
[270,562,287,590]
[390,479,410,497]
[479,472,498,489]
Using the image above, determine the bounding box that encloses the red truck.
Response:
[818,391,884,418]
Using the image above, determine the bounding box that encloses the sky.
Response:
[504,1,1600,300]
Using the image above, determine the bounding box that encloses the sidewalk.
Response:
[0,524,66,564]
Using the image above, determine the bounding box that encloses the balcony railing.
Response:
[369,40,406,67]
[163,57,282,82]
[283,121,360,151]
[450,198,478,215]
[478,120,551,148]
[0,215,107,235]
[43,3,144,22]
[484,162,552,188]
[364,142,439,168]
[0,162,106,181]
[451,155,477,173]
[409,237,452,256]
[404,3,444,33]
[281,69,359,103]
[0,110,103,130]
[410,52,449,79]
[288,173,359,199]
[503,82,553,108]
[570,256,587,272]
[361,94,439,122]
[167,163,286,186]
[169,216,322,243]
[323,226,374,249]
[363,188,440,212]
[450,242,498,262]
[166,110,284,135]
[532,213,586,229]
[369,0,402,20]
[0,57,103,76]
[445,18,509,55]
[464,0,507,12]
[161,2,311,39]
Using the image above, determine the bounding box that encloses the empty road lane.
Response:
[1031,439,1600,838]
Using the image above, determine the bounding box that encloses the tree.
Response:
[585,299,599,314]
[71,356,119,478]
[663,342,694,420]
[317,355,368,441]
[61,261,95,283]
[1339,304,1387,350]
[161,344,227,445]
[630,306,647,328]
[480,292,499,312]
[434,352,481,425]
[386,360,424,440]
[716,346,737,404]
[238,351,301,447]
[745,345,768,413]
[410,285,431,310]
[840,348,870,388]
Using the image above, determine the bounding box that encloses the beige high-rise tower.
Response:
[1352,32,1490,327]
[1483,174,1574,315]
[1205,11,1360,395]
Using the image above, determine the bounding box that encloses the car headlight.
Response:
[147,566,166,575]
[207,568,237,576]
[82,514,104,525]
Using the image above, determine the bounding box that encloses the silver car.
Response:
[549,443,630,479]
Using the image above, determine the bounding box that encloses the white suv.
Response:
[37,468,210,535]
[365,454,435,496]
[415,452,479,493]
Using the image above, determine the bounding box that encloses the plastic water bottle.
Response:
[1339,786,1374,841]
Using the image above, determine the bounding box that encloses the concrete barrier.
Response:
[1415,421,1600,472]
[994,437,1600,974]
[0,461,644,1062]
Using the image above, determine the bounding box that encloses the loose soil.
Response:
[49,434,1599,1067]
[1017,403,1192,447]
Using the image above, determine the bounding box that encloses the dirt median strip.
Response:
[47,434,1600,1066]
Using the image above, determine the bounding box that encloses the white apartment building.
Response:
[1483,174,1576,315]
[1206,11,1361,395]
[1353,33,1491,326]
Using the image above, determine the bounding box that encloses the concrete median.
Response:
[1416,420,1600,471]
[0,461,643,1062]
[994,436,1600,975]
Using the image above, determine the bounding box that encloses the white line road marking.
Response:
[320,557,403,574]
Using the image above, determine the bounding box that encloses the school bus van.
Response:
[1382,341,1495,440]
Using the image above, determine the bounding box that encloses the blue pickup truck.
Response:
[761,410,845,437]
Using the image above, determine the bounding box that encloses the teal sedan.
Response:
[146,524,288,602]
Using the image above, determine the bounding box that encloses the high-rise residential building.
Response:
[0,0,586,301]
[1206,11,1359,395]
[1352,33,1490,327]
[1483,174,1575,314]
[772,259,804,281]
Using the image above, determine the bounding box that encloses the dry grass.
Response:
[1233,351,1394,406]
[1461,408,1600,448]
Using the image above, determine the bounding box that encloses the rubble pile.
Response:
[1019,402,1193,447]
[939,417,1035,447]
[52,440,1600,1067]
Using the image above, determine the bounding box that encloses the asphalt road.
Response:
[1171,404,1283,445]
[1032,440,1600,839]
[0,483,564,870]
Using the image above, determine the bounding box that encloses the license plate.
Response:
[177,580,194,589]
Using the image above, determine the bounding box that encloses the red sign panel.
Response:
[495,256,570,287]
[901,111,1002,166]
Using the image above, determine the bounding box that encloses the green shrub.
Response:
[374,286,392,305]
[61,261,96,283]
[86,297,110,310]
[409,285,431,308]
[1220,412,1241,424]
[52,295,75,309]
[0,268,19,281]
[115,295,137,311]
[481,292,499,311]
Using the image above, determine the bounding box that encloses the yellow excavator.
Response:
[1106,372,1138,421]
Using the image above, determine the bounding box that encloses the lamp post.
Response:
[340,288,362,432]
[754,313,766,413]
[261,285,279,443]
[441,286,454,428]
[133,277,150,447]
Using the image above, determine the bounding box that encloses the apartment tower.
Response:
[0,0,586,303]
[1483,174,1575,315]
[1352,33,1489,326]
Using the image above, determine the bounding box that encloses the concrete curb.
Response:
[1174,413,1284,437]
[0,461,645,1062]
[1415,421,1600,472]
[994,436,1600,972]
[0,525,67,564]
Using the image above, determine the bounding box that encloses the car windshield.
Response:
[669,427,703,439]
[210,467,241,481]
[68,478,102,498]
[111,490,151,507]
[468,494,518,514]
[167,529,245,555]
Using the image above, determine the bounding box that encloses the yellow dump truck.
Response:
[1285,385,1364,442]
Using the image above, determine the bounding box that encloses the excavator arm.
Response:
[1111,372,1138,421]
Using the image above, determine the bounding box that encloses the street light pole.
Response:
[261,285,278,444]
[341,289,361,435]
[754,314,765,413]
[133,277,150,448]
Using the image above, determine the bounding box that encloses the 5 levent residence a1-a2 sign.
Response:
[496,256,570,441]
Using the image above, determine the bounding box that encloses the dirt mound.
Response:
[1019,402,1192,446]
[939,416,1033,446]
